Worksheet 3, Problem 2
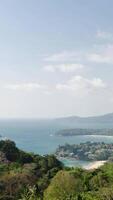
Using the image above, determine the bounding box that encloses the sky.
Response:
[0,0,113,118]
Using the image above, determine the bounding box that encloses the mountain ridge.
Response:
[54,112,113,122]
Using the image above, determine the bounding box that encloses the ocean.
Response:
[0,119,113,168]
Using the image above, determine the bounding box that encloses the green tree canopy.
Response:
[44,170,83,200]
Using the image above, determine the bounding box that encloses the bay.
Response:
[0,119,113,168]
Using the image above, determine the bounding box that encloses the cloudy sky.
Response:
[0,0,113,118]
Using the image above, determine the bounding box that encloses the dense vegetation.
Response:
[56,142,113,161]
[1,140,113,199]
[56,128,113,136]
[44,163,113,200]
[0,140,62,200]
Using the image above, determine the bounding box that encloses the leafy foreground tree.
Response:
[19,186,41,200]
[97,186,113,200]
[44,170,83,200]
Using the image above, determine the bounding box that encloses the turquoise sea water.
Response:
[0,119,113,168]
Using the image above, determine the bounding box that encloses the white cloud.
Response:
[96,30,113,40]
[88,44,113,64]
[44,63,84,72]
[44,51,80,62]
[88,53,113,64]
[44,42,113,66]
[5,83,46,91]
[56,76,106,94]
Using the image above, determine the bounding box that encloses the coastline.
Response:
[58,157,107,169]
[84,160,107,170]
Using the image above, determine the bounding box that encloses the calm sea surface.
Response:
[0,119,113,168]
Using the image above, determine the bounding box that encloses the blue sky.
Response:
[0,0,113,118]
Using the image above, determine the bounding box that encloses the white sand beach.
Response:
[85,161,107,170]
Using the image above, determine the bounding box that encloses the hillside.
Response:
[0,140,62,200]
[55,142,113,161]
[1,140,113,199]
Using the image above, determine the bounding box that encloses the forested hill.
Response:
[1,140,113,199]
[55,142,113,161]
[0,139,62,200]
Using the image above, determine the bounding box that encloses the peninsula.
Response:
[55,142,113,161]
[56,128,113,137]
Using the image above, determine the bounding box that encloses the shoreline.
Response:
[84,160,107,170]
[58,157,107,170]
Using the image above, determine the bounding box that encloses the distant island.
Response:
[56,128,113,136]
[55,142,113,161]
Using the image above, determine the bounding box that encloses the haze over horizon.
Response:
[0,0,113,118]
